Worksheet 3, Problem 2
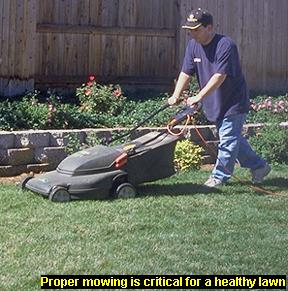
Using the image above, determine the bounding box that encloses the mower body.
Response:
[23,131,179,201]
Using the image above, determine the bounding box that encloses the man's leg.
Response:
[209,113,269,185]
[237,133,270,184]
[237,136,266,169]
[210,114,246,183]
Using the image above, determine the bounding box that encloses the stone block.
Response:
[0,165,28,177]
[14,131,50,148]
[0,132,15,148]
[27,163,55,173]
[34,147,68,165]
[8,148,34,166]
[0,149,8,165]
[50,130,85,147]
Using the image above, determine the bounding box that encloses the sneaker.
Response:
[251,163,271,184]
[203,176,223,188]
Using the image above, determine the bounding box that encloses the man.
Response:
[168,8,270,187]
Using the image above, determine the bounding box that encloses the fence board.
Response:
[1,0,10,76]
[0,0,3,73]
[37,24,176,37]
[9,0,17,77]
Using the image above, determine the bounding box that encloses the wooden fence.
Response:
[0,0,287,97]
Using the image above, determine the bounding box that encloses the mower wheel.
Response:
[49,187,71,202]
[20,175,33,190]
[115,183,137,199]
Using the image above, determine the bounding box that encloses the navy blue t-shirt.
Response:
[181,34,250,122]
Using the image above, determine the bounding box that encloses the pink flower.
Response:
[251,103,258,111]
[267,101,272,108]
[113,88,122,97]
[86,81,93,87]
[84,89,92,96]
[88,75,96,81]
[277,100,286,110]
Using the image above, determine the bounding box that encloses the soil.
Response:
[0,173,39,185]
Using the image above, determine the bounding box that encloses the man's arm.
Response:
[168,72,191,105]
[187,73,226,106]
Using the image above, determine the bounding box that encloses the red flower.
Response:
[86,81,93,87]
[113,88,122,97]
[84,89,92,96]
[88,75,96,81]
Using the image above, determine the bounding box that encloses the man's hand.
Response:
[168,96,180,106]
[186,95,202,106]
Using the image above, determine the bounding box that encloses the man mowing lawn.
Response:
[168,8,271,188]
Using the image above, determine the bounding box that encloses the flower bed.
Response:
[0,77,287,175]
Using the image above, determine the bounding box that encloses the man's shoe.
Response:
[203,176,223,188]
[251,163,271,184]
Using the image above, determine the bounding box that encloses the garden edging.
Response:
[0,123,287,177]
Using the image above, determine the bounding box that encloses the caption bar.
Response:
[40,274,287,289]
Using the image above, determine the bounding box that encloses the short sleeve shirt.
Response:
[181,34,250,122]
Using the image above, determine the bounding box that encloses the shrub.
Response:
[64,133,85,155]
[0,86,287,131]
[112,97,175,127]
[249,121,288,165]
[65,131,105,155]
[0,92,50,130]
[86,131,111,147]
[76,75,126,116]
[44,94,104,129]
[174,139,204,172]
[0,100,18,130]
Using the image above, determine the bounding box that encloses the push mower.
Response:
[21,104,198,202]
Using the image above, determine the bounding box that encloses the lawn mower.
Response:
[21,104,199,202]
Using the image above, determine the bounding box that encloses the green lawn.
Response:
[1,165,288,290]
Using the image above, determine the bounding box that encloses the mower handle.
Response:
[170,103,200,126]
[107,102,170,145]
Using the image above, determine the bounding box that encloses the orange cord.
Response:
[167,115,191,136]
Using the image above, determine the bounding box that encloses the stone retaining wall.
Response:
[0,123,286,177]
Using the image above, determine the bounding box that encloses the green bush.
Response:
[0,100,17,130]
[0,93,49,130]
[249,122,288,165]
[43,95,104,129]
[0,85,287,131]
[174,139,204,172]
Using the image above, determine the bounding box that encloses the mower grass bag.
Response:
[22,131,179,202]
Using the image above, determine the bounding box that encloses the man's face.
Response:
[188,25,213,45]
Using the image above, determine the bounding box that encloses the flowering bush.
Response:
[0,83,287,131]
[247,95,288,123]
[76,75,126,115]
[250,96,287,113]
